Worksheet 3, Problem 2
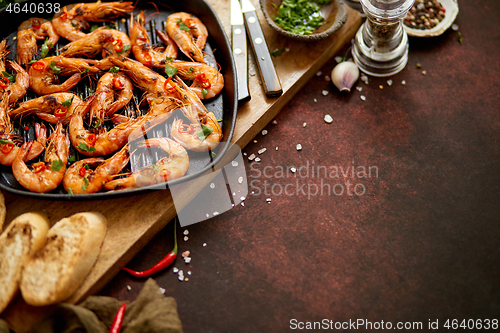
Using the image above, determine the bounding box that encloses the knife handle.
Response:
[242,11,282,98]
[232,24,251,103]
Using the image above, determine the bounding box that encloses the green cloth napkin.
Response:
[27,279,183,333]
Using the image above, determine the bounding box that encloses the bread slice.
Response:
[0,212,50,314]
[20,212,107,306]
[0,190,6,232]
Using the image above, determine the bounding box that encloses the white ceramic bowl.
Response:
[403,0,459,37]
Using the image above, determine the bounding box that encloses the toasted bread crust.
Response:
[0,212,50,314]
[20,212,107,306]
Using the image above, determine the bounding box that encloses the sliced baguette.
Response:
[0,212,50,314]
[0,190,5,232]
[20,212,107,306]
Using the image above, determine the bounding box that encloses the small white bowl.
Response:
[403,0,459,37]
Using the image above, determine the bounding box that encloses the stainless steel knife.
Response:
[231,0,251,103]
[238,0,283,97]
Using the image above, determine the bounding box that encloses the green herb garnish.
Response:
[0,139,12,144]
[152,164,159,172]
[61,95,74,108]
[68,156,76,163]
[166,57,174,61]
[196,124,213,142]
[187,67,195,74]
[117,44,131,54]
[178,22,190,31]
[80,68,89,75]
[49,61,62,74]
[202,88,208,98]
[71,21,76,27]
[90,24,100,32]
[457,31,463,44]
[271,48,286,57]
[82,176,89,191]
[91,119,101,128]
[210,152,216,158]
[28,58,38,65]
[78,142,96,153]
[2,71,16,83]
[67,188,74,195]
[109,66,120,73]
[40,38,53,58]
[165,63,177,77]
[51,159,64,172]
[273,0,330,35]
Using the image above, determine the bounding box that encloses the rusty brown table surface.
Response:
[100,0,500,331]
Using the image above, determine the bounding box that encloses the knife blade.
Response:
[231,0,251,103]
[239,0,282,97]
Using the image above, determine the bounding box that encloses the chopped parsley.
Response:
[202,88,208,98]
[1,71,16,83]
[80,68,89,75]
[117,44,131,54]
[109,66,120,73]
[90,24,100,32]
[178,22,190,31]
[196,124,213,142]
[68,156,76,163]
[61,95,74,108]
[49,61,62,74]
[273,0,331,35]
[51,159,64,172]
[77,142,96,153]
[67,188,74,195]
[82,176,89,191]
[165,63,177,77]
[40,38,53,58]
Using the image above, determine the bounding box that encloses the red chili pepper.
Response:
[0,76,8,89]
[163,77,176,93]
[112,77,123,90]
[87,134,97,146]
[160,167,171,179]
[178,124,194,134]
[184,18,196,28]
[32,19,41,29]
[55,107,67,117]
[24,126,30,131]
[33,162,46,173]
[1,142,14,154]
[123,222,177,277]
[196,73,211,89]
[114,40,124,52]
[79,167,86,177]
[109,302,126,333]
[60,12,68,21]
[32,61,45,72]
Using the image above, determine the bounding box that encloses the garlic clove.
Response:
[331,61,360,92]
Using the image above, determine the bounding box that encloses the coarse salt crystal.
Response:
[243,152,247,156]
[183,230,189,235]
[324,115,333,123]
[272,119,278,125]
[452,24,459,31]
[422,70,427,75]
[261,129,268,135]
[387,79,393,86]
[178,270,184,276]
[314,98,317,103]
[334,56,342,63]
[213,211,219,216]
[173,267,179,273]
[178,275,184,281]
[184,257,191,264]
[360,95,366,101]
[209,182,215,189]
[324,75,331,82]
[182,251,190,257]
[238,176,244,184]
[127,285,131,291]
[206,213,209,218]
[275,147,278,150]
[296,144,302,151]
[241,202,245,207]
[184,236,189,241]
[240,196,246,201]
[248,154,256,161]
[316,71,322,76]
[231,204,235,207]
[159,287,165,294]
[258,148,267,154]
[401,80,406,85]
[266,198,271,203]
[322,90,329,96]
[290,167,297,173]
[254,157,261,162]
[356,86,362,91]
[303,122,307,128]
[188,271,192,275]
[232,161,238,167]
[203,243,207,247]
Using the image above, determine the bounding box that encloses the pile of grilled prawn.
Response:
[0,1,224,194]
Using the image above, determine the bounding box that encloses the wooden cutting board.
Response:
[1,1,361,330]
